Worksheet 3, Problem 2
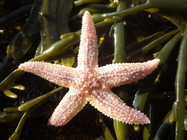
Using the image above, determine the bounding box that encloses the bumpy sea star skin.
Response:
[19,11,160,126]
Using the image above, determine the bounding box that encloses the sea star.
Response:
[19,11,160,126]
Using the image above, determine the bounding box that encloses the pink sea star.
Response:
[19,11,160,126]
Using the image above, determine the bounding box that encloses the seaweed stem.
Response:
[174,27,187,140]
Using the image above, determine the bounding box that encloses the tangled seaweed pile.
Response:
[0,0,187,139]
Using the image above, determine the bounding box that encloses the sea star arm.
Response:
[89,89,150,124]
[77,11,98,69]
[98,59,160,88]
[19,62,76,87]
[48,88,88,126]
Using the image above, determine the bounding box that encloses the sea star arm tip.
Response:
[77,11,98,69]
[98,58,160,87]
[19,62,75,87]
[48,89,87,126]
[89,89,150,124]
